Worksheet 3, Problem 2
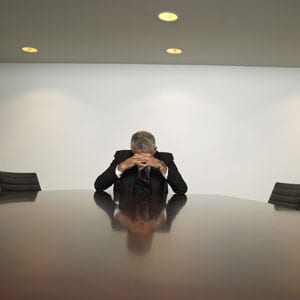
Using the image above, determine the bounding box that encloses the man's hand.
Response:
[136,153,160,169]
[117,154,142,172]
[141,154,168,175]
[117,153,167,175]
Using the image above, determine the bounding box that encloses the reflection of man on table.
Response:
[94,192,187,254]
[94,131,187,195]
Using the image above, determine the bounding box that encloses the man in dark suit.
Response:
[94,131,187,195]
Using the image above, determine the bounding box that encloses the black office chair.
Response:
[268,182,300,209]
[0,171,41,192]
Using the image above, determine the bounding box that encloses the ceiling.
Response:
[1,0,300,67]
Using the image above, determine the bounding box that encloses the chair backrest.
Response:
[0,171,41,192]
[269,182,300,209]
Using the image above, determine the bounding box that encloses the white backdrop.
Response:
[0,63,299,201]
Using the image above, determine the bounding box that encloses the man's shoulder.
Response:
[114,150,132,159]
[156,151,174,162]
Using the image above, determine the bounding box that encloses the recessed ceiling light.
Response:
[158,12,178,22]
[21,47,38,53]
[166,48,182,55]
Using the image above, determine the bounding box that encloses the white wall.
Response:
[0,63,299,201]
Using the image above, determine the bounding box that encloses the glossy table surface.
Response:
[1,190,300,300]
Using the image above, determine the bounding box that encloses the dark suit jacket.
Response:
[94,150,187,194]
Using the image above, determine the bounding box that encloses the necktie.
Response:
[138,167,149,183]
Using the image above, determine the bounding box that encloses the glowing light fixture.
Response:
[166,48,182,55]
[158,11,178,22]
[21,46,38,53]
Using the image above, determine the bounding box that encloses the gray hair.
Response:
[130,131,156,152]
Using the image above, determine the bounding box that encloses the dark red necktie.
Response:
[138,168,149,183]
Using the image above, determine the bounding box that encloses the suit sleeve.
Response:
[162,153,188,194]
[94,152,122,191]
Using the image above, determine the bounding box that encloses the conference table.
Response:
[1,190,300,300]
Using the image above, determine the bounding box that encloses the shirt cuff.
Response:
[115,166,123,178]
[163,167,168,179]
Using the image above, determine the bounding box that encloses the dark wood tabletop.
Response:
[1,190,300,300]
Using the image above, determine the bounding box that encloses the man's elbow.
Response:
[94,177,105,191]
[174,183,188,195]
[94,182,102,191]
